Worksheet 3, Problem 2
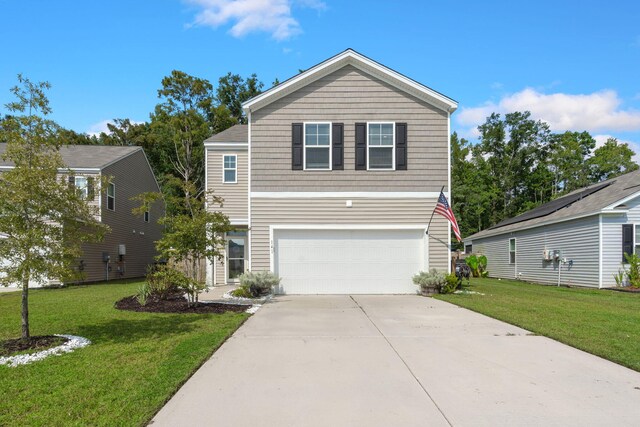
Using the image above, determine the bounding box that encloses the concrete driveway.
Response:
[151,296,640,426]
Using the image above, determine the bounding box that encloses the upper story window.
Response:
[223,155,237,183]
[144,210,150,223]
[74,176,89,199]
[368,123,395,170]
[509,238,516,264]
[304,123,331,170]
[107,182,115,211]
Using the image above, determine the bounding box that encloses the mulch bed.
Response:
[607,287,640,293]
[0,335,69,357]
[115,292,250,314]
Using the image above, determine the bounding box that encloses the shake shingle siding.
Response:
[206,149,248,222]
[251,65,449,192]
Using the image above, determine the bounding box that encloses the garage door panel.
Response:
[274,229,425,294]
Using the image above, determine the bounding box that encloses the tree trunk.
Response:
[21,276,30,340]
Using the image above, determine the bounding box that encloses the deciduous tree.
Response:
[0,76,108,339]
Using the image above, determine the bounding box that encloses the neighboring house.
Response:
[0,144,164,287]
[464,169,640,288]
[204,49,458,294]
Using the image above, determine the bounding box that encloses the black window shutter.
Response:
[355,122,367,170]
[395,122,407,170]
[68,175,75,189]
[291,123,303,170]
[623,224,634,262]
[332,123,344,170]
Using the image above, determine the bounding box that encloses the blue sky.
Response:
[1,0,639,155]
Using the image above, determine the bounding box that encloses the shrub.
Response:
[614,269,626,287]
[478,255,488,275]
[412,269,446,295]
[136,283,151,306]
[465,255,479,277]
[230,286,253,298]
[146,265,181,300]
[238,271,281,297]
[624,253,640,288]
[442,273,460,294]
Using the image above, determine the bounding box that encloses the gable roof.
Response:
[204,124,248,144]
[0,143,141,169]
[466,168,640,241]
[242,49,458,114]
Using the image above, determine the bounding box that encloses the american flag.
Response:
[434,191,462,242]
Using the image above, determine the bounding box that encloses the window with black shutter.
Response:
[395,123,407,170]
[623,224,634,262]
[355,122,367,170]
[332,123,344,170]
[291,123,303,170]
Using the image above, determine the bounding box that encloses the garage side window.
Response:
[509,238,516,264]
[304,123,331,170]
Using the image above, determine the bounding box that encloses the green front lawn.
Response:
[437,278,640,371]
[0,281,248,426]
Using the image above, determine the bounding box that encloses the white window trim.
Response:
[107,182,115,211]
[509,237,516,265]
[366,121,395,171]
[73,176,89,199]
[222,154,238,184]
[303,122,332,171]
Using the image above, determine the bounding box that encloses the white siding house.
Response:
[465,169,640,288]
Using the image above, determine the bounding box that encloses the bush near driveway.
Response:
[437,278,640,372]
[0,280,248,426]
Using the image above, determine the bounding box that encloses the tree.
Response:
[152,70,216,212]
[588,138,639,181]
[216,72,264,123]
[476,111,551,223]
[0,76,108,339]
[548,131,595,194]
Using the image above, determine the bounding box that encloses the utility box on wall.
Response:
[118,244,126,256]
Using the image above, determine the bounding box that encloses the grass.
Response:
[436,278,640,372]
[0,280,249,426]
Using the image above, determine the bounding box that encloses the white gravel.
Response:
[0,334,91,367]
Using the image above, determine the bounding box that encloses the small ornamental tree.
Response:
[0,75,108,339]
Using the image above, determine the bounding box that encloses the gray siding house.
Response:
[0,144,164,286]
[205,49,458,294]
[465,169,640,288]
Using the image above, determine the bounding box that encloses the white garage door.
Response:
[274,228,426,294]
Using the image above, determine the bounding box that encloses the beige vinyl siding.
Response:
[474,216,600,287]
[78,150,163,283]
[207,148,248,222]
[251,65,448,192]
[250,197,449,273]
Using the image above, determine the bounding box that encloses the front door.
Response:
[226,231,246,283]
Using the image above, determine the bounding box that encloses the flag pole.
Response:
[426,185,445,235]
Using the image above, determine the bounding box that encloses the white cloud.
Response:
[457,88,640,135]
[86,120,112,137]
[186,0,325,41]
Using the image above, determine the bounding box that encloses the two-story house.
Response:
[205,49,457,294]
[0,144,164,287]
